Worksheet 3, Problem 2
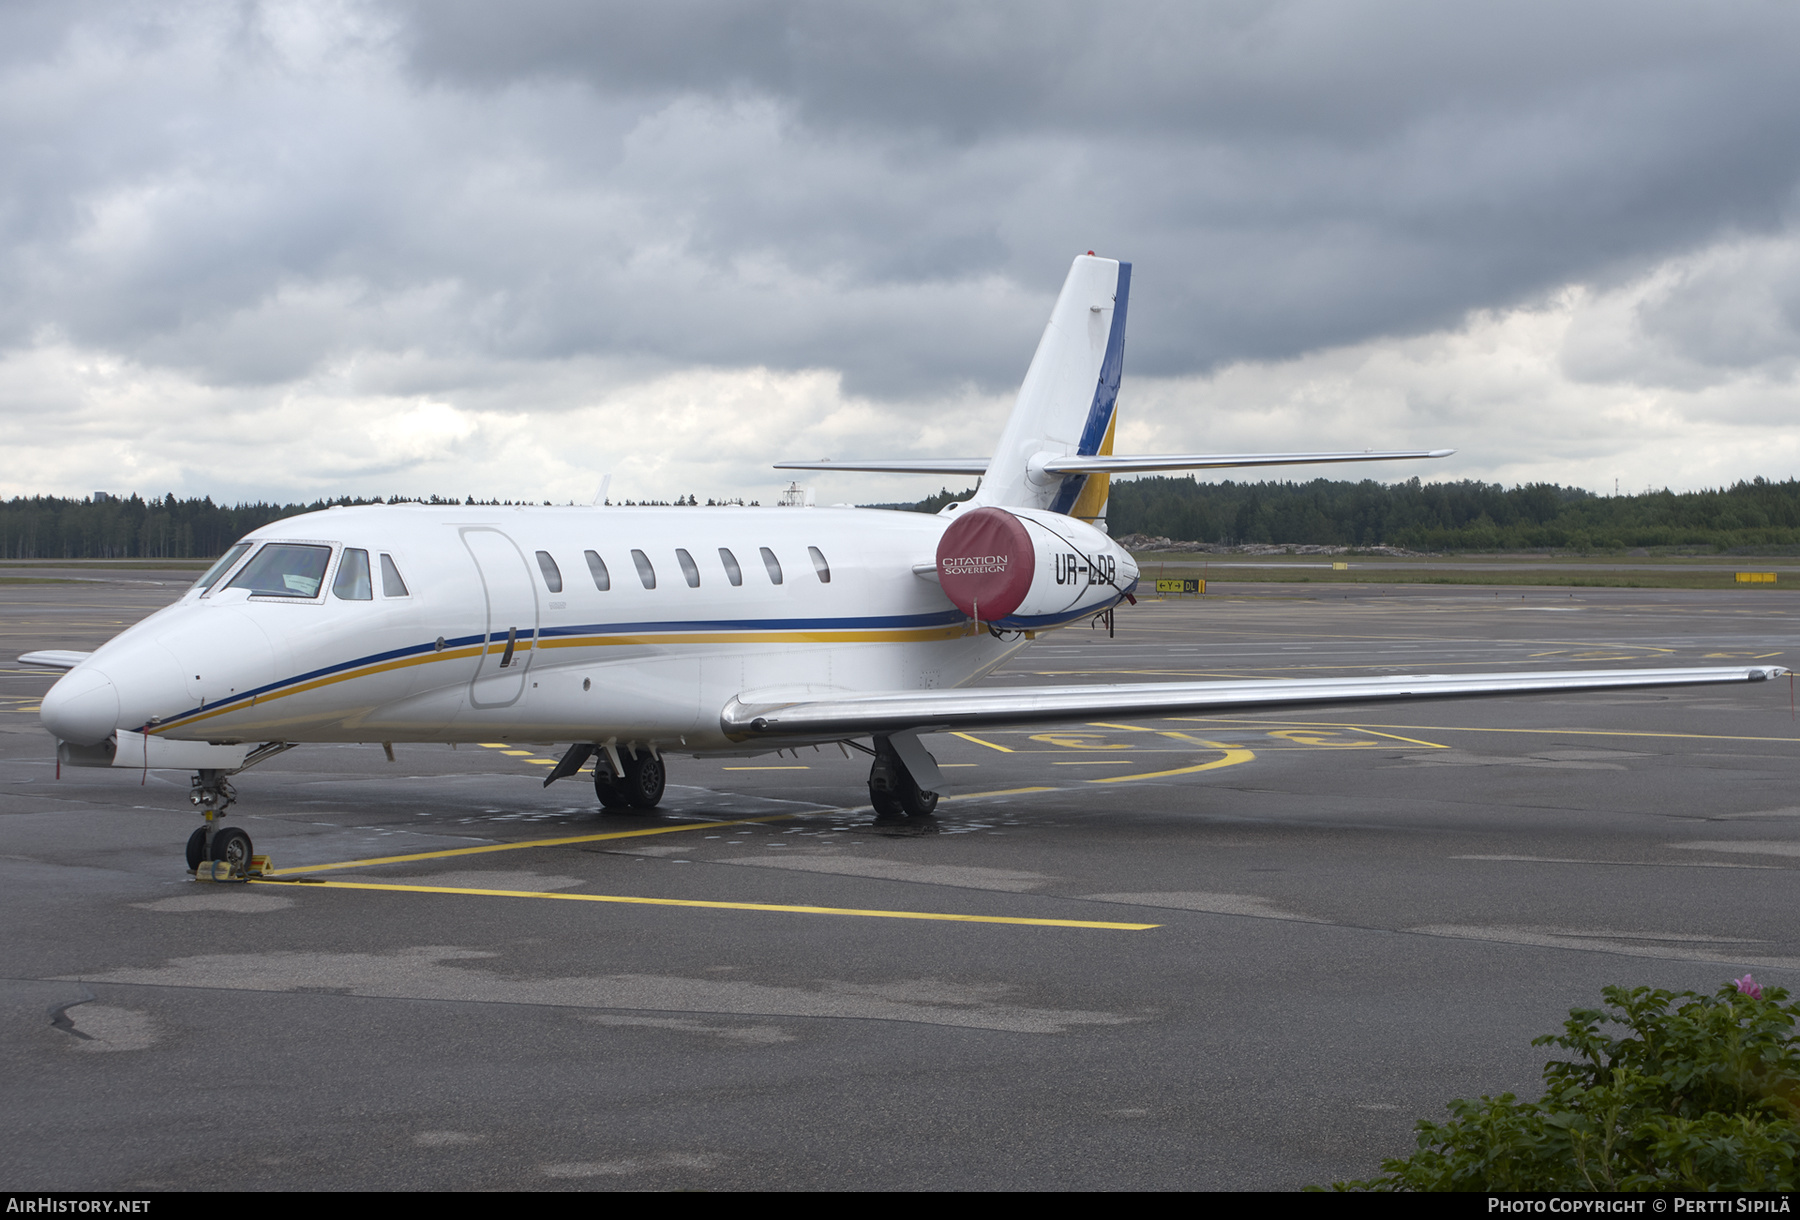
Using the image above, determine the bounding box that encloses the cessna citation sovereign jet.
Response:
[24,254,1788,875]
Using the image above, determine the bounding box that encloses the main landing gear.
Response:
[595,746,665,811]
[184,768,254,876]
[868,735,938,823]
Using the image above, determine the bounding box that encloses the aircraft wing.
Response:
[17,651,91,671]
[721,666,1785,740]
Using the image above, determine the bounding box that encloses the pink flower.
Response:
[1734,974,1763,1000]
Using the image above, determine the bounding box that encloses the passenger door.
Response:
[461,527,539,709]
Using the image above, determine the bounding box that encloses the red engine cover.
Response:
[935,507,1035,622]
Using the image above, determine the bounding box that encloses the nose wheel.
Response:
[186,825,253,871]
[186,768,251,876]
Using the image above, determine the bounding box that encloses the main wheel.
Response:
[209,826,253,874]
[594,768,631,810]
[897,772,939,818]
[622,754,665,810]
[185,827,208,871]
[869,785,904,818]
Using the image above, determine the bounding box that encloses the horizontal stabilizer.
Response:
[722,666,1784,740]
[1038,449,1454,475]
[18,650,91,671]
[774,459,990,475]
[772,449,1452,479]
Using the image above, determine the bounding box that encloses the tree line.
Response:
[898,476,1800,552]
[10,476,1800,559]
[0,494,472,560]
[0,492,760,559]
[1104,475,1800,552]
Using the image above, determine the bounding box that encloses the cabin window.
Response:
[332,549,373,600]
[227,543,333,598]
[675,548,701,587]
[194,543,252,592]
[584,550,611,591]
[632,549,656,589]
[759,546,783,585]
[718,547,743,586]
[379,554,409,597]
[536,550,563,593]
[808,546,831,583]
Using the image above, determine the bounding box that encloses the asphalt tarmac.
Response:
[3,572,1798,1191]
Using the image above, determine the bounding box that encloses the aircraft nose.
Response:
[41,666,121,747]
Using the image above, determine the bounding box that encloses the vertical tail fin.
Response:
[972,254,1130,525]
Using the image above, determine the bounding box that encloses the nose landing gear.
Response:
[184,768,253,876]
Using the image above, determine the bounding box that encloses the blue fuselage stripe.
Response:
[146,609,975,729]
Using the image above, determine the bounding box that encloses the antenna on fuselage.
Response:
[593,474,611,507]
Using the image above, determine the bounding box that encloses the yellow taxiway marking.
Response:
[250,878,1159,930]
[1355,728,1452,749]
[723,765,811,770]
[1173,717,1800,746]
[941,786,1057,800]
[262,815,798,876]
[1087,743,1256,784]
[951,732,1014,752]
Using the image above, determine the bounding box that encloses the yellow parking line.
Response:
[1174,717,1800,745]
[250,878,1159,930]
[1087,746,1256,784]
[1358,728,1451,749]
[262,815,798,876]
[941,786,1057,800]
[951,732,1014,752]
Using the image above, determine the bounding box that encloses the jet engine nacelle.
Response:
[934,506,1139,630]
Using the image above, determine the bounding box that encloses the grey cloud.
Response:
[2,0,1800,405]
[393,0,1800,379]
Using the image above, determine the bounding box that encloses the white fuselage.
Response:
[46,503,1133,756]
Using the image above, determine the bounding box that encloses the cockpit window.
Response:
[193,543,252,592]
[379,554,409,597]
[227,543,333,598]
[536,551,563,593]
[333,549,373,600]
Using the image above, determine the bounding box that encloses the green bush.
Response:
[1332,979,1800,1191]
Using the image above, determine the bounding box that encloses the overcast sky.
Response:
[4,0,1800,506]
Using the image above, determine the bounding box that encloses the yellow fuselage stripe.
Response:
[155,623,976,733]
